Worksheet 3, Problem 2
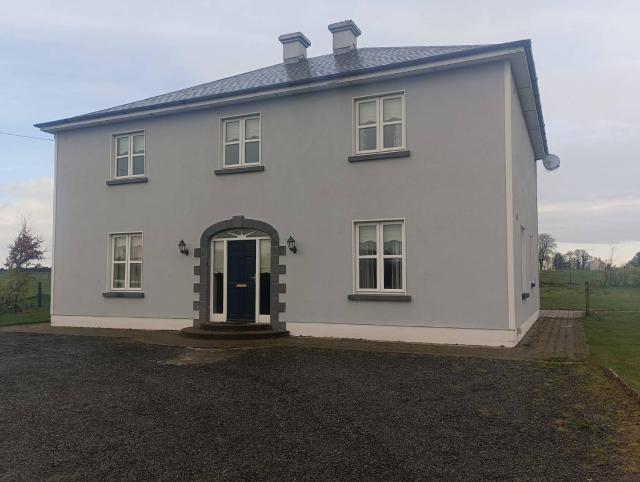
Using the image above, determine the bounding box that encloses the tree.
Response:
[0,220,45,312]
[538,234,557,270]
[573,249,592,270]
[627,252,640,268]
[4,220,44,270]
[552,252,568,270]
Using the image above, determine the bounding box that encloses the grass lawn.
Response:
[540,270,640,392]
[584,311,640,392]
[0,271,51,327]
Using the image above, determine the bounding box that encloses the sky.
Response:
[1,0,639,266]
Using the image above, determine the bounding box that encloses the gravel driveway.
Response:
[0,332,637,481]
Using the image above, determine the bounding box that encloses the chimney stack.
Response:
[328,20,361,53]
[278,32,311,63]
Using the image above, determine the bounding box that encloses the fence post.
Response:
[37,282,42,308]
[585,281,590,315]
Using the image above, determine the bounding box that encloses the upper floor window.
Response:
[223,115,261,168]
[355,94,405,154]
[110,233,143,291]
[114,132,145,178]
[355,220,405,293]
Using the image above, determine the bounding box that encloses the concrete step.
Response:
[180,326,289,340]
[197,322,273,332]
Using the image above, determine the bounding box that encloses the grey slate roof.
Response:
[35,39,546,154]
[36,45,490,128]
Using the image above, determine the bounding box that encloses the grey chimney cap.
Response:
[328,20,361,36]
[278,32,311,47]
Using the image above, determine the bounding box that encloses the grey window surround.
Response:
[106,177,148,186]
[522,292,530,300]
[102,291,145,298]
[348,150,410,162]
[214,165,265,175]
[348,293,412,302]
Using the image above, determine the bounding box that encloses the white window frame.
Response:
[354,93,406,155]
[353,220,406,294]
[113,132,145,179]
[210,230,271,323]
[520,226,529,296]
[109,232,143,291]
[221,114,261,168]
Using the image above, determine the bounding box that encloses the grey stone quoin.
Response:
[193,216,286,331]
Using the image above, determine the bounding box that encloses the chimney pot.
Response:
[278,32,311,63]
[328,20,361,53]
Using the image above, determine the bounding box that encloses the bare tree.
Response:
[573,249,592,270]
[537,233,557,270]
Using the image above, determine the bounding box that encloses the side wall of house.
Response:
[52,61,512,341]
[508,63,540,333]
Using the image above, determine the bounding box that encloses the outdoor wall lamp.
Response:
[287,236,297,254]
[178,240,189,256]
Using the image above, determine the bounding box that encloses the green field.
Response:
[540,270,640,392]
[0,271,51,327]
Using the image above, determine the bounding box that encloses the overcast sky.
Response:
[1,0,639,265]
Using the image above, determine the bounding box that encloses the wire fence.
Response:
[0,281,51,315]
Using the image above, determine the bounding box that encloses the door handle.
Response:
[236,283,247,288]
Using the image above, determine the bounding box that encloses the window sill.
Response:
[348,293,412,302]
[522,293,530,300]
[348,150,410,163]
[106,177,148,186]
[215,165,265,175]
[102,291,145,298]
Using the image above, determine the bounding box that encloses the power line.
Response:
[0,131,54,142]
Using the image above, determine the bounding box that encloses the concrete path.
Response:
[1,315,588,361]
[540,309,586,319]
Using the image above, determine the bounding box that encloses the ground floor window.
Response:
[354,220,405,293]
[110,233,142,291]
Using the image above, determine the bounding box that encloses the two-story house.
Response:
[36,20,559,346]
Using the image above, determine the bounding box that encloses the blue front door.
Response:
[227,240,256,322]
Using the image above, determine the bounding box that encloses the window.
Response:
[355,221,405,292]
[223,115,260,167]
[110,233,143,291]
[520,226,529,296]
[355,94,405,154]
[114,133,145,178]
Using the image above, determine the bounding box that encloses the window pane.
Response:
[358,225,377,255]
[129,263,142,289]
[383,124,402,149]
[113,263,125,288]
[116,137,129,156]
[213,241,224,314]
[259,239,270,316]
[358,127,377,151]
[213,241,224,272]
[116,157,128,177]
[260,239,271,273]
[132,134,144,154]
[384,259,403,290]
[224,144,240,165]
[113,236,127,261]
[383,98,402,122]
[225,120,240,142]
[132,155,144,175]
[359,259,377,289]
[383,224,403,255]
[244,141,259,164]
[358,101,377,126]
[130,235,143,261]
[245,118,259,140]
